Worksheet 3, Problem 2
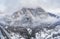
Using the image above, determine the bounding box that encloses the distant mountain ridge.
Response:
[0,7,59,28]
[12,7,59,19]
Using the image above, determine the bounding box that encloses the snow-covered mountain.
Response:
[0,7,60,39]
[1,7,59,27]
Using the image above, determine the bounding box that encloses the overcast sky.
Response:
[0,0,60,15]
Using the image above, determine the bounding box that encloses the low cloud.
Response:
[0,0,60,14]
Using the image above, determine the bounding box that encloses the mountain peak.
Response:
[21,7,45,12]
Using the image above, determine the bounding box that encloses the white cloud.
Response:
[0,4,6,12]
[0,0,60,14]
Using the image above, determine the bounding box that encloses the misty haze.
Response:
[0,0,60,39]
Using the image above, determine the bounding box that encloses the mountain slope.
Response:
[0,7,60,39]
